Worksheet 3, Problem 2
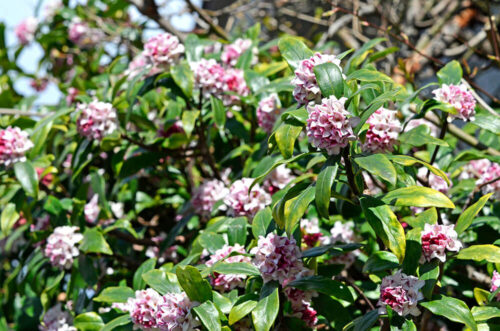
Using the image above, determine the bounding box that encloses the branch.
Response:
[124,0,187,42]
[185,0,229,40]
[0,108,52,117]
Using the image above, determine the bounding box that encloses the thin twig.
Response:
[342,147,360,196]
[185,0,229,40]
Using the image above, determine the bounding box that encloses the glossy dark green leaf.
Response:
[313,62,344,98]
[399,125,448,147]
[455,193,492,234]
[229,300,257,325]
[437,60,462,85]
[142,269,181,295]
[286,275,353,302]
[101,315,131,331]
[347,68,393,84]
[284,185,315,235]
[176,265,213,302]
[171,60,194,98]
[343,309,379,331]
[278,36,314,70]
[14,161,38,198]
[420,295,477,331]
[79,228,112,255]
[193,301,221,331]
[211,262,260,276]
[210,96,226,129]
[73,312,104,331]
[252,207,272,239]
[316,156,340,219]
[252,283,279,331]
[363,251,400,273]
[133,258,156,290]
[93,286,135,303]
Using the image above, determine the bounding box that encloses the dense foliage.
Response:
[1,1,500,331]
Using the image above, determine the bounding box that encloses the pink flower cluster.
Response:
[362,108,401,153]
[283,269,318,328]
[223,178,271,217]
[84,194,100,224]
[378,270,425,316]
[206,244,252,292]
[263,164,295,195]
[44,226,83,270]
[321,221,359,268]
[460,159,500,199]
[191,59,249,106]
[362,172,382,195]
[306,95,357,155]
[421,223,462,263]
[491,271,500,300]
[257,94,279,134]
[432,84,476,121]
[191,179,228,217]
[300,218,322,248]
[68,18,103,48]
[39,304,76,331]
[113,289,197,330]
[191,59,226,99]
[125,53,156,80]
[221,38,254,67]
[43,0,62,20]
[143,33,184,69]
[292,52,342,105]
[76,101,118,140]
[251,233,303,283]
[417,167,451,194]
[0,127,34,166]
[15,17,38,45]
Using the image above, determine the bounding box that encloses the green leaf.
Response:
[73,312,104,331]
[80,228,112,255]
[347,68,393,84]
[211,262,260,276]
[345,37,386,73]
[29,121,52,158]
[355,154,397,186]
[90,171,110,215]
[198,231,226,254]
[385,155,450,186]
[93,286,134,303]
[368,205,406,263]
[181,109,200,138]
[419,260,440,299]
[284,185,315,235]
[142,269,181,295]
[399,125,449,147]
[316,156,340,219]
[1,203,19,237]
[471,306,500,322]
[252,207,272,239]
[455,193,493,234]
[301,243,362,258]
[362,251,400,273]
[402,228,423,275]
[275,120,303,159]
[227,217,247,246]
[313,62,344,98]
[171,60,194,98]
[405,208,437,229]
[437,60,462,85]
[278,36,314,70]
[102,315,131,331]
[343,309,379,331]
[456,245,500,263]
[133,258,156,290]
[420,295,477,331]
[286,276,353,302]
[360,197,406,263]
[13,161,38,198]
[382,186,455,209]
[193,301,221,331]
[176,265,213,302]
[474,111,500,134]
[252,284,279,331]
[118,152,161,179]
[229,300,257,325]
[473,287,491,306]
[210,96,226,129]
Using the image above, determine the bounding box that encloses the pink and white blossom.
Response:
[323,220,358,244]
[292,52,342,105]
[222,68,250,106]
[84,194,100,224]
[476,162,500,200]
[491,270,500,300]
[191,58,226,99]
[113,288,162,330]
[39,303,76,331]
[125,53,155,79]
[301,218,322,248]
[251,233,303,283]
[460,159,492,180]
[143,33,184,69]
[43,0,62,20]
[224,178,271,217]
[68,18,103,47]
[221,38,254,67]
[362,107,401,153]
[76,100,118,140]
[43,226,83,270]
[432,84,476,121]
[306,95,357,155]
[417,167,451,194]
[205,244,251,292]
[283,268,318,328]
[66,87,79,106]
[0,126,34,166]
[420,223,462,262]
[191,179,229,217]
[15,17,38,45]
[263,164,295,194]
[257,94,279,134]
[378,270,425,316]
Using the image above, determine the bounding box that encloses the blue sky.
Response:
[0,0,200,107]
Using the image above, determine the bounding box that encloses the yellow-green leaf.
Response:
[455,193,493,234]
[382,186,455,209]
[456,245,500,263]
